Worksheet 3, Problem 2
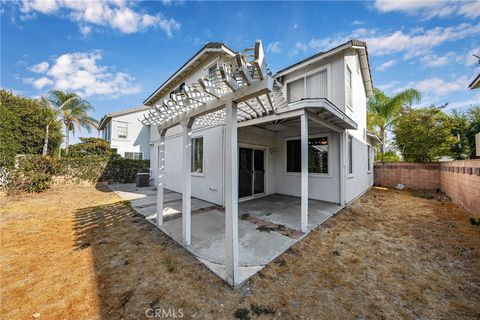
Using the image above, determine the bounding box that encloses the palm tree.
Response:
[367,88,421,154]
[47,90,98,155]
[39,97,60,156]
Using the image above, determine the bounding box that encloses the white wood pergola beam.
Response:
[255,96,267,114]
[305,110,343,133]
[235,53,253,85]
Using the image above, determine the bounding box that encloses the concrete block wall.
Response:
[439,160,480,217]
[374,160,480,217]
[374,162,440,190]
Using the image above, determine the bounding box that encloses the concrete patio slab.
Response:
[109,184,343,285]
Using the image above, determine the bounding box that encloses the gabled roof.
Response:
[98,105,150,130]
[275,40,374,97]
[143,42,236,106]
[469,72,480,89]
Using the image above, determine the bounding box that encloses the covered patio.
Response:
[109,184,342,284]
[140,40,355,286]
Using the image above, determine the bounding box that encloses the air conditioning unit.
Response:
[136,173,150,188]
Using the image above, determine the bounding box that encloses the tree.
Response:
[367,88,421,154]
[47,91,98,155]
[39,98,61,156]
[0,89,63,168]
[394,106,456,162]
[465,106,480,159]
[450,109,470,160]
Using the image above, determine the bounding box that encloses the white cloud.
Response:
[351,19,364,25]
[376,59,396,71]
[267,41,282,54]
[407,76,469,96]
[300,23,480,60]
[373,0,480,19]
[25,51,142,98]
[376,80,399,92]
[289,41,309,56]
[17,0,180,36]
[28,61,49,73]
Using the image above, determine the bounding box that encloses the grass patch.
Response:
[233,307,250,320]
[469,217,480,226]
[250,303,276,316]
[163,256,176,273]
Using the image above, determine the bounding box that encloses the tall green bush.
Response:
[67,138,112,158]
[0,90,63,168]
[7,155,60,194]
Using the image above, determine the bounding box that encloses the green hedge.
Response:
[6,155,150,194]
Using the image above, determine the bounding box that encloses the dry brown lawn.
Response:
[1,186,479,319]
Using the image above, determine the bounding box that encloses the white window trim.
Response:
[191,135,205,177]
[347,135,354,178]
[284,132,332,178]
[283,64,332,103]
[345,64,353,112]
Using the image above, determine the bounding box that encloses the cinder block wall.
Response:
[374,160,480,216]
[374,162,440,190]
[439,160,480,216]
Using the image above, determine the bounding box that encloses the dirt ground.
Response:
[1,186,479,320]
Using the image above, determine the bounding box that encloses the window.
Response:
[125,152,142,160]
[287,77,304,103]
[346,65,353,109]
[286,136,328,174]
[116,122,128,139]
[367,145,371,172]
[191,137,203,173]
[306,69,328,99]
[348,136,353,175]
[287,69,328,103]
[207,63,217,80]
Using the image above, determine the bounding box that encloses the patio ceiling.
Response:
[140,41,286,129]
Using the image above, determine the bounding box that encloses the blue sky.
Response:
[1,0,479,141]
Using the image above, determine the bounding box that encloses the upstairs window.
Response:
[346,65,353,109]
[207,64,217,80]
[116,122,128,139]
[170,82,185,98]
[191,136,204,173]
[286,136,328,174]
[286,68,328,103]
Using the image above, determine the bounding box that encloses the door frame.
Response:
[238,143,267,202]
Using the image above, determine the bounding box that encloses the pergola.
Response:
[141,40,331,286]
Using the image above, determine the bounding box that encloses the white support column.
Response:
[300,113,309,233]
[225,101,239,286]
[156,127,167,227]
[339,131,347,206]
[181,118,194,246]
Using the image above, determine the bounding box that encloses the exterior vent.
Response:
[136,173,150,188]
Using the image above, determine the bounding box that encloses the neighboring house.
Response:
[98,106,151,159]
[140,39,377,285]
[469,73,480,89]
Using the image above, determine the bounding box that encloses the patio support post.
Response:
[156,127,167,227]
[339,131,347,206]
[300,113,309,233]
[182,118,195,246]
[225,101,239,286]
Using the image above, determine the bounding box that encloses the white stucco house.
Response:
[98,106,151,159]
[139,39,379,286]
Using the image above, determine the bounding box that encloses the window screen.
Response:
[348,136,353,175]
[287,77,304,103]
[346,66,353,108]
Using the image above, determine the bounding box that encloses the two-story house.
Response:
[140,39,379,286]
[98,106,151,159]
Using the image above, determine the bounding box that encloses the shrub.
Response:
[376,150,401,162]
[7,155,60,194]
[67,137,112,158]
